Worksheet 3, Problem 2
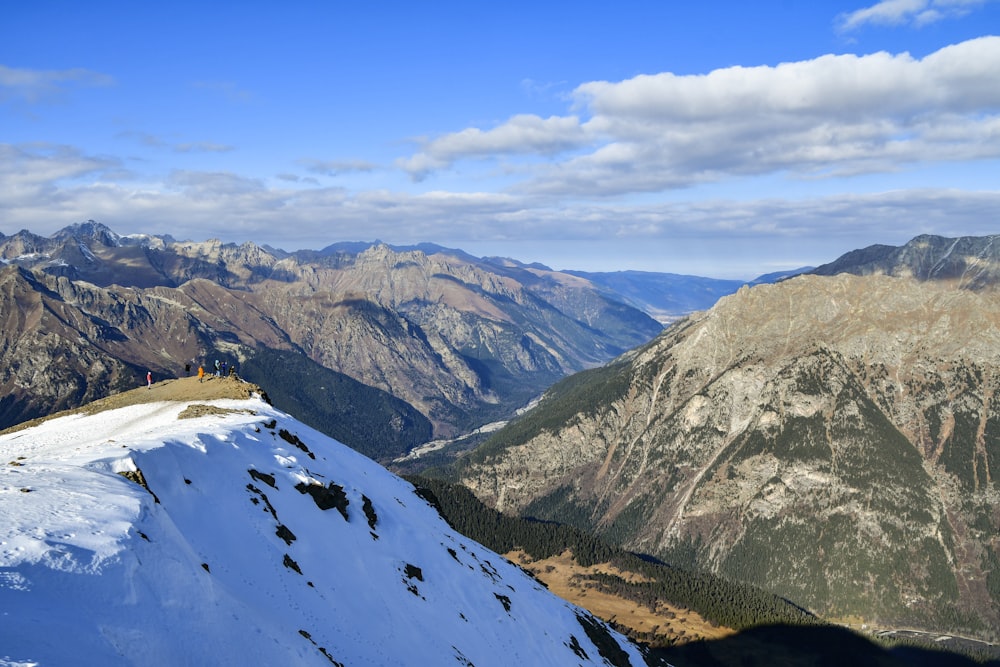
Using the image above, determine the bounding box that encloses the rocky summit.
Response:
[453,267,1000,641]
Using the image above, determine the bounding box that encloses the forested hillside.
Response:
[407,476,816,636]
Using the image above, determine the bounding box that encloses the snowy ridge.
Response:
[0,397,646,666]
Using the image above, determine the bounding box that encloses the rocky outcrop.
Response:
[455,272,1000,640]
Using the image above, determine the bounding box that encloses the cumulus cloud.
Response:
[516,36,1000,196]
[166,171,277,202]
[837,0,993,31]
[398,114,589,179]
[276,172,321,185]
[0,65,113,104]
[391,37,1000,197]
[0,148,524,247]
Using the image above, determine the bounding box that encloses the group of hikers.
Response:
[144,359,239,388]
[194,359,237,383]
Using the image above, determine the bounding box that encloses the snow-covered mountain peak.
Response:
[0,391,645,666]
[55,220,122,248]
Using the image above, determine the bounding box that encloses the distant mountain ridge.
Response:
[0,222,662,459]
[447,233,1000,643]
[810,233,1000,289]
[565,268,811,324]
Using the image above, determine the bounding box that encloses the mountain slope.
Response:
[0,377,646,666]
[450,272,1000,640]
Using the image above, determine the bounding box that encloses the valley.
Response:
[4,226,1000,664]
[446,235,1000,651]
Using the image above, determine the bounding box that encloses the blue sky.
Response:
[2,0,999,278]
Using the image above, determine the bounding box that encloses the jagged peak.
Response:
[120,233,173,250]
[54,220,122,247]
[811,232,1000,289]
[357,241,427,265]
[169,237,277,262]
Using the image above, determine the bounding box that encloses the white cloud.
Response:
[3,139,999,276]
[838,0,932,29]
[0,65,113,104]
[391,37,1000,197]
[3,144,997,256]
[0,143,123,205]
[166,170,261,192]
[515,36,1000,196]
[581,38,1000,121]
[837,0,993,31]
[398,114,589,179]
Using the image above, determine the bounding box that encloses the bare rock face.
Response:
[456,272,1000,640]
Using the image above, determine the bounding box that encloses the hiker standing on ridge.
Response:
[198,364,205,383]
[146,371,152,389]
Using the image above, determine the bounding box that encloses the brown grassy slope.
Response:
[507,549,734,647]
[0,375,266,436]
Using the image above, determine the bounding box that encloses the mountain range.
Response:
[0,222,664,460]
[5,227,1000,663]
[447,234,1000,645]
